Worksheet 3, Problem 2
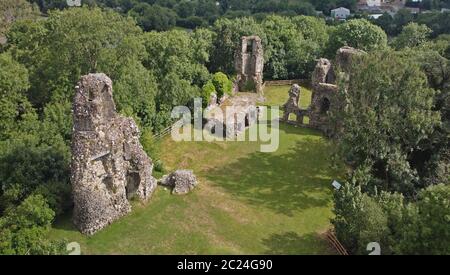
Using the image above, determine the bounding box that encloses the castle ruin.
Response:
[281,46,364,135]
[235,36,264,96]
[71,73,157,235]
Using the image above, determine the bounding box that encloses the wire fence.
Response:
[153,126,172,140]
[264,79,307,86]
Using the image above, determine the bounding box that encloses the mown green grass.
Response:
[264,84,312,123]
[49,85,343,255]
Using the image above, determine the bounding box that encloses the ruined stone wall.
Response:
[235,36,264,95]
[308,58,338,133]
[281,46,364,135]
[71,73,157,235]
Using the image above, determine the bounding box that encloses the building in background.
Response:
[357,0,407,13]
[331,7,351,20]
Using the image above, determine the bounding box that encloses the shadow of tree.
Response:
[262,231,332,255]
[204,123,337,216]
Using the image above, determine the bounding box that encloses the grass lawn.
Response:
[49,85,343,255]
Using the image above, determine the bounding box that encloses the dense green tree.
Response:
[334,181,450,255]
[332,50,440,195]
[410,184,450,254]
[210,17,267,75]
[175,0,197,18]
[8,7,146,107]
[142,29,209,125]
[373,13,396,36]
[0,0,40,41]
[332,181,390,255]
[201,80,216,107]
[292,16,329,51]
[0,194,66,255]
[129,3,178,32]
[417,10,450,37]
[393,23,432,50]
[262,15,303,79]
[211,72,232,98]
[0,52,36,142]
[327,19,388,57]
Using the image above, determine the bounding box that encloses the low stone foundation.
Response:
[204,93,259,138]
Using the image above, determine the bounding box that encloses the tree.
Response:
[412,184,450,254]
[129,3,178,32]
[8,7,146,108]
[0,194,66,255]
[0,0,40,42]
[113,61,158,130]
[334,181,450,255]
[291,16,330,78]
[142,29,210,130]
[211,72,232,98]
[0,52,34,141]
[201,80,216,107]
[374,13,395,36]
[327,19,388,57]
[332,181,389,255]
[292,16,329,51]
[262,15,303,79]
[6,6,158,137]
[210,17,267,75]
[332,50,440,195]
[417,10,450,37]
[393,23,432,50]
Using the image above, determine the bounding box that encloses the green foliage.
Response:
[333,50,440,195]
[114,61,158,129]
[201,80,216,106]
[327,19,387,57]
[8,6,146,107]
[291,16,329,51]
[393,23,432,50]
[210,15,330,80]
[211,72,232,98]
[0,0,40,39]
[410,184,450,254]
[334,182,450,255]
[210,17,267,74]
[191,28,215,65]
[129,3,178,32]
[0,194,66,255]
[0,52,29,94]
[0,140,70,213]
[143,29,209,125]
[141,128,161,162]
[332,181,389,255]
[153,160,165,174]
[0,52,35,140]
[243,80,256,92]
[262,15,304,79]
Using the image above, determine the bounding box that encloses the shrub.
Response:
[201,80,216,107]
[140,128,160,161]
[212,72,232,98]
[154,160,165,173]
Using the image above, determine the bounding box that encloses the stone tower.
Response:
[309,47,364,135]
[71,73,157,235]
[235,36,264,95]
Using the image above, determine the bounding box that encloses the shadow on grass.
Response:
[205,123,335,216]
[262,231,331,255]
[52,211,79,233]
